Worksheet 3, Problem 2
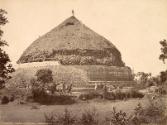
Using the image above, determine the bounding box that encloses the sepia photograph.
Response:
[0,0,167,125]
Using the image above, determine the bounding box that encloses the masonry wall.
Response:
[15,64,134,88]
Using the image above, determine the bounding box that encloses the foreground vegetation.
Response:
[44,96,167,125]
[0,95,166,124]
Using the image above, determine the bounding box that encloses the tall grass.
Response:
[45,108,99,125]
[45,108,76,125]
[79,108,99,125]
[45,96,167,125]
[133,97,167,125]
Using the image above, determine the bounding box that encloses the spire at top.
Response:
[72,10,74,16]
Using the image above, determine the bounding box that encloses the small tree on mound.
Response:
[36,68,53,84]
[0,9,15,89]
[37,68,53,89]
[31,68,53,98]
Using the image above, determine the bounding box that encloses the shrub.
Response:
[0,80,5,89]
[1,96,9,104]
[133,97,167,125]
[45,108,77,125]
[9,94,15,102]
[78,89,144,101]
[34,93,75,105]
[156,86,167,95]
[45,108,99,125]
[78,91,102,100]
[131,103,146,125]
[31,105,39,110]
[129,89,144,98]
[30,69,76,104]
[44,103,167,125]
[80,108,99,125]
[45,112,57,125]
[57,109,76,125]
[103,92,115,100]
[105,107,131,125]
[31,69,53,97]
[113,91,126,100]
[104,89,144,100]
[36,68,53,83]
[8,87,31,101]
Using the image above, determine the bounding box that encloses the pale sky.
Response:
[0,0,167,76]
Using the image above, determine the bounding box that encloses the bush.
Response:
[45,108,99,125]
[33,92,75,105]
[30,68,53,98]
[78,91,102,100]
[129,90,144,98]
[9,94,15,102]
[31,105,40,110]
[156,86,167,95]
[36,68,53,83]
[133,98,167,125]
[105,107,131,125]
[57,109,76,125]
[29,79,75,104]
[104,90,144,100]
[45,108,77,125]
[30,69,76,104]
[113,91,126,100]
[78,89,144,101]
[4,81,33,102]
[103,92,116,100]
[1,96,9,104]
[44,103,167,125]
[80,108,99,125]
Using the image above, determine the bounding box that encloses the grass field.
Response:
[0,97,151,123]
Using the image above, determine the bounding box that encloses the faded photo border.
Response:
[0,0,167,125]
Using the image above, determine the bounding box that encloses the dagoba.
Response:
[16,13,134,86]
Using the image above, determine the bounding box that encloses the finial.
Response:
[72,10,74,16]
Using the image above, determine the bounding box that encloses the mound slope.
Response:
[18,16,124,66]
[7,65,133,90]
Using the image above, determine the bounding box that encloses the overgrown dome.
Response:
[18,16,124,66]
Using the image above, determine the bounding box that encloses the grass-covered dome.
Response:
[17,16,124,66]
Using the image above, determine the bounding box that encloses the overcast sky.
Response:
[0,0,167,75]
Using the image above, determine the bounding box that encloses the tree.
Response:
[159,39,167,84]
[36,68,53,83]
[159,39,167,63]
[35,68,53,92]
[0,9,14,88]
[160,70,167,83]
[136,72,151,85]
[30,69,55,102]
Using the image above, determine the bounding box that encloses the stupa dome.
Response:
[17,16,124,66]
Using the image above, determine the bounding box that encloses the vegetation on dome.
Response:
[18,49,124,66]
[17,16,124,66]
